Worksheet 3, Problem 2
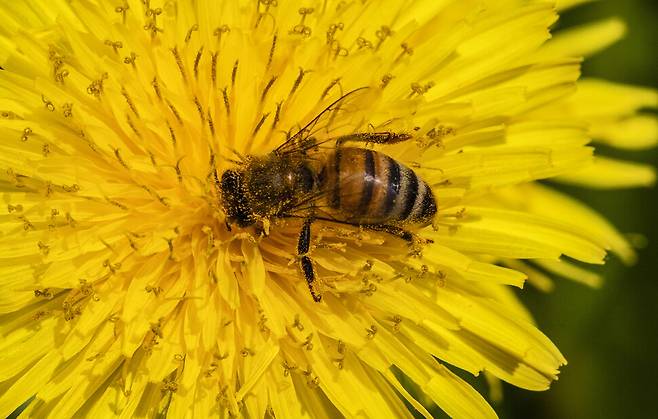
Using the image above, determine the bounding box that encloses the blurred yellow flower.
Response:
[0,1,655,418]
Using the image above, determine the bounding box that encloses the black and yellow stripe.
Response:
[325,147,437,226]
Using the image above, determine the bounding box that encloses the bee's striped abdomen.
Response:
[325,147,437,226]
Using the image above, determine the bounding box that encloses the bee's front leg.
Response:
[297,218,322,302]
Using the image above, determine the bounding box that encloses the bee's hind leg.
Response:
[298,218,322,302]
[362,224,433,255]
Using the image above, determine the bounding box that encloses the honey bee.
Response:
[217,89,437,302]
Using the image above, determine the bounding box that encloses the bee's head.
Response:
[219,169,254,227]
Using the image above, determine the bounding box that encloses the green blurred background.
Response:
[500,1,658,418]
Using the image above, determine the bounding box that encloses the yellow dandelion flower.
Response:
[0,1,654,418]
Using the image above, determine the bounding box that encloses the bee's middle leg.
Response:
[298,218,322,302]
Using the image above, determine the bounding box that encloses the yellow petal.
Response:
[557,156,656,188]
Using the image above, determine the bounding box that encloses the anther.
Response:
[87,73,108,98]
[121,88,140,117]
[409,81,434,97]
[62,103,73,118]
[321,78,341,100]
[166,100,183,124]
[207,111,216,137]
[62,184,80,193]
[381,73,394,89]
[213,25,230,41]
[114,148,129,169]
[123,52,138,67]
[222,87,230,115]
[356,37,373,50]
[267,34,277,70]
[194,47,203,79]
[18,215,35,231]
[7,204,23,213]
[391,315,402,333]
[151,77,162,100]
[170,47,187,83]
[272,101,282,129]
[161,378,178,394]
[302,333,314,351]
[167,121,176,145]
[231,60,239,86]
[193,96,205,122]
[65,212,77,227]
[21,127,32,142]
[282,360,297,377]
[115,2,129,24]
[252,112,270,137]
[104,40,123,54]
[366,324,378,339]
[261,76,277,103]
[292,314,304,331]
[145,285,163,296]
[55,70,69,84]
[34,287,53,298]
[290,67,308,97]
[41,95,55,112]
[210,52,218,85]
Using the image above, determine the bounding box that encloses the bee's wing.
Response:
[275,87,370,156]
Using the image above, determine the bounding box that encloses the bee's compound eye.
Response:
[220,170,241,194]
[298,165,314,192]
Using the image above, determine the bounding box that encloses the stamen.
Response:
[106,196,129,210]
[408,81,435,98]
[302,333,314,351]
[185,24,199,43]
[266,34,277,70]
[114,2,129,24]
[366,324,378,339]
[375,25,392,49]
[380,73,394,89]
[222,87,231,116]
[41,95,55,112]
[170,47,188,83]
[166,100,183,124]
[261,76,277,103]
[210,52,218,85]
[62,103,73,118]
[7,204,23,213]
[356,37,373,50]
[272,101,282,129]
[152,77,162,100]
[123,52,138,67]
[87,73,109,98]
[193,96,205,123]
[126,114,142,138]
[104,39,123,54]
[37,241,50,256]
[326,23,344,45]
[207,110,216,137]
[194,47,203,79]
[213,25,230,42]
[292,314,304,331]
[290,67,308,97]
[167,120,177,146]
[321,78,341,100]
[231,60,239,87]
[395,42,414,63]
[121,87,140,117]
[21,127,32,142]
[253,112,270,137]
